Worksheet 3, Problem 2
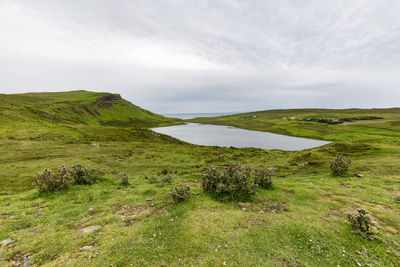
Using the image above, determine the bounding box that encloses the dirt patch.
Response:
[282,189,295,195]
[238,199,289,213]
[247,217,266,228]
[112,204,158,224]
[78,225,102,233]
[320,195,333,201]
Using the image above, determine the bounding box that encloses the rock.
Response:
[90,143,97,146]
[146,198,153,202]
[80,245,93,250]
[79,225,101,233]
[23,257,31,267]
[354,173,364,178]
[1,238,14,247]
[88,208,94,211]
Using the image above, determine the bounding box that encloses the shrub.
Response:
[35,166,75,192]
[148,174,172,186]
[71,163,98,185]
[169,184,191,203]
[121,172,130,186]
[329,154,351,176]
[254,167,274,189]
[347,208,374,237]
[201,164,256,200]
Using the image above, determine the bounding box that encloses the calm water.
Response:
[152,123,330,151]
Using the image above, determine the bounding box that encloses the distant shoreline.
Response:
[162,112,243,119]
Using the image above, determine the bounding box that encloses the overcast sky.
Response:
[1,0,399,113]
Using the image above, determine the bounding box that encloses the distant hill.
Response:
[0,90,181,141]
[189,107,400,142]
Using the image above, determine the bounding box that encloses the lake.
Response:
[152,123,330,151]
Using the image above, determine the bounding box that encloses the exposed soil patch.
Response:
[238,199,289,213]
[282,189,295,195]
[78,225,102,234]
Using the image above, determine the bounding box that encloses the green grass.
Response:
[1,95,399,266]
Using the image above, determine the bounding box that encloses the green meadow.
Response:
[1,91,399,266]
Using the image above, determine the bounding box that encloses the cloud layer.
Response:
[1,0,399,113]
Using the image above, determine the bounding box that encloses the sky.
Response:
[0,0,399,113]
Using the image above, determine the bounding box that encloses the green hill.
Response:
[0,90,181,141]
[189,108,400,142]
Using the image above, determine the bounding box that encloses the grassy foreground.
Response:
[1,94,399,266]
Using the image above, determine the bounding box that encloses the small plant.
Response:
[169,184,192,203]
[159,169,169,175]
[35,166,75,192]
[254,167,274,189]
[347,208,374,237]
[71,163,98,185]
[201,164,255,200]
[329,154,351,176]
[87,192,94,202]
[121,172,130,186]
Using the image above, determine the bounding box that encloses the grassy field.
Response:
[1,93,399,266]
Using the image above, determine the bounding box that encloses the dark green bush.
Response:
[169,184,191,203]
[329,154,351,176]
[35,166,75,192]
[347,208,374,237]
[254,167,274,189]
[71,163,98,185]
[201,164,256,200]
[35,164,98,192]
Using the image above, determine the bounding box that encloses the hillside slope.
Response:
[0,90,181,140]
[189,108,400,142]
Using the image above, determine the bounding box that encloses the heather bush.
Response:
[329,154,351,176]
[121,172,130,186]
[201,164,256,200]
[347,208,374,238]
[71,163,98,185]
[254,167,274,189]
[35,166,75,192]
[169,184,192,203]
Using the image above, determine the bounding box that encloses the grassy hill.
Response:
[0,99,399,266]
[189,108,400,143]
[0,90,181,141]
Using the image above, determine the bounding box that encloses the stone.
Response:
[23,257,31,267]
[79,225,101,233]
[354,173,364,178]
[1,239,14,247]
[80,245,93,250]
